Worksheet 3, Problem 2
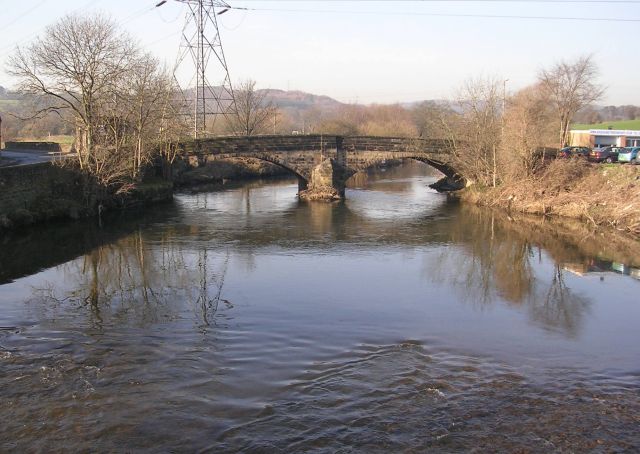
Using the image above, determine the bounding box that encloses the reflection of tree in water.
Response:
[196,248,232,332]
[29,229,233,332]
[528,265,590,338]
[430,213,536,307]
[427,207,591,337]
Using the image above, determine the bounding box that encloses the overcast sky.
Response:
[0,0,638,105]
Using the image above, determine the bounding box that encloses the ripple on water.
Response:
[211,341,640,453]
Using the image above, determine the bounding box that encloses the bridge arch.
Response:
[343,156,461,192]
[205,153,311,183]
[343,155,458,179]
[403,156,458,178]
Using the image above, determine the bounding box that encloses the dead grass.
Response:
[459,160,640,236]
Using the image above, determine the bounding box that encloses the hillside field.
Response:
[573,119,640,130]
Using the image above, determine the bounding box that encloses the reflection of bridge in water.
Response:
[177,135,460,199]
[3,186,640,286]
[4,196,635,336]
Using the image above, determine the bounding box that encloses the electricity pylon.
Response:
[171,0,236,139]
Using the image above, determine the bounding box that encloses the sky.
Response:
[0,0,639,105]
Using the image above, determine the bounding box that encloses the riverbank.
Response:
[0,162,173,231]
[456,159,640,237]
[0,158,286,231]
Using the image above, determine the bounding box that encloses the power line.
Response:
[0,0,107,57]
[228,5,640,22]
[0,0,47,31]
[118,4,158,27]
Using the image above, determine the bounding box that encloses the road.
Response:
[0,149,56,167]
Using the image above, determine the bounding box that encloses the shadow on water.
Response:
[0,201,182,285]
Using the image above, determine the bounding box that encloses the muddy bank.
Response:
[455,160,640,237]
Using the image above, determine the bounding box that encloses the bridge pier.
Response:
[298,158,348,201]
[297,176,308,192]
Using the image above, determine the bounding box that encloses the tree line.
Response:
[5,12,606,199]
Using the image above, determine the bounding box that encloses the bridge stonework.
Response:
[177,135,460,200]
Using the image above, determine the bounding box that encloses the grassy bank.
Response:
[457,160,640,236]
[572,119,640,130]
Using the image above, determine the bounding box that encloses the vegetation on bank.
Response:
[457,160,640,236]
[6,14,194,207]
[432,55,640,236]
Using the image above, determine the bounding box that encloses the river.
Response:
[1,161,638,452]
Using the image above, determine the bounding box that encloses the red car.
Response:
[588,146,623,163]
[558,146,590,158]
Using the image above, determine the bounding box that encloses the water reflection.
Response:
[3,171,638,341]
[426,205,597,336]
[1,163,639,452]
[565,258,640,280]
[27,233,234,333]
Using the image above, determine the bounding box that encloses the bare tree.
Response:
[360,104,417,137]
[226,80,276,136]
[8,14,137,170]
[538,55,604,148]
[123,55,177,178]
[447,77,503,187]
[318,104,366,136]
[411,101,454,139]
[501,83,556,179]
[157,91,192,179]
[623,105,637,121]
[317,103,417,137]
[8,14,183,198]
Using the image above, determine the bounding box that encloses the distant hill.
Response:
[5,82,639,136]
[182,85,344,113]
[574,104,640,125]
[261,89,344,112]
[400,99,451,109]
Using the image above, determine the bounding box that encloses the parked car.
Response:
[558,146,590,158]
[588,146,623,163]
[618,147,640,164]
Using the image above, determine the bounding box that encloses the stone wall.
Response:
[0,163,174,230]
[0,163,86,229]
[179,135,334,155]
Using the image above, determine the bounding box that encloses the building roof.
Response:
[571,129,640,136]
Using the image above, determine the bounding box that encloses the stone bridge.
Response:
[177,135,459,200]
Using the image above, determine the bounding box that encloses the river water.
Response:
[1,162,639,452]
